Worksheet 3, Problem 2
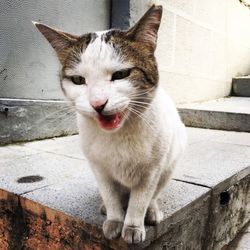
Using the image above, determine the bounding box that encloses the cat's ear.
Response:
[125,5,162,52]
[33,22,79,60]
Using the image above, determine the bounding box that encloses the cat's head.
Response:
[34,5,162,132]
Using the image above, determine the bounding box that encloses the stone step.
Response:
[0,98,78,145]
[232,76,250,97]
[178,97,250,132]
[0,128,250,249]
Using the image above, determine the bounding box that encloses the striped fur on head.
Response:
[34,5,162,131]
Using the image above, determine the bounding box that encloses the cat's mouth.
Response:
[97,112,125,130]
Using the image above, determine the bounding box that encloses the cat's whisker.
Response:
[129,101,153,110]
[129,102,151,109]
[127,106,154,131]
[130,100,152,105]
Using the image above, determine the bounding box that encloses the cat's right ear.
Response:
[33,21,79,61]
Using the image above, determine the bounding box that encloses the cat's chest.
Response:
[80,126,153,186]
[84,130,151,164]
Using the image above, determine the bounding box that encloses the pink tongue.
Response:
[98,113,122,130]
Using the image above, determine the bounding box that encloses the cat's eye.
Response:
[70,75,86,85]
[111,69,131,81]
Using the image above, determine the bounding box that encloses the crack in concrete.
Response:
[172,178,211,189]
[22,145,85,161]
[19,184,54,196]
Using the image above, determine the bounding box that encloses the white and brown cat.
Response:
[34,5,187,244]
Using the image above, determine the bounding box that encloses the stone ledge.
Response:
[232,77,250,97]
[178,97,250,132]
[0,128,250,249]
[0,98,77,145]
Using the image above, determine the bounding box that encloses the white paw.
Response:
[103,220,123,240]
[122,225,146,244]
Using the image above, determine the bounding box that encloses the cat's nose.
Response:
[90,99,108,114]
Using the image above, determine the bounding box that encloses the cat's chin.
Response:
[96,111,128,132]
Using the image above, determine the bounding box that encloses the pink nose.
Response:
[90,99,108,113]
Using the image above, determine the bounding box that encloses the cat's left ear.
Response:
[125,5,162,52]
[33,22,79,62]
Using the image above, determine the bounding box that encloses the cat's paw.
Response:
[103,220,123,240]
[145,205,163,225]
[122,225,146,244]
[99,203,106,215]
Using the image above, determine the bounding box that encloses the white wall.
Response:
[130,0,250,104]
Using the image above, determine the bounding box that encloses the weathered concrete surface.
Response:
[223,222,250,249]
[174,140,250,187]
[22,177,210,249]
[173,128,250,249]
[178,97,250,132]
[0,152,87,195]
[207,174,250,250]
[23,134,83,159]
[0,98,78,145]
[0,128,250,249]
[0,189,106,250]
[233,77,250,97]
[0,148,210,249]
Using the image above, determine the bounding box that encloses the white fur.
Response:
[77,85,187,241]
[62,32,187,243]
[78,86,186,187]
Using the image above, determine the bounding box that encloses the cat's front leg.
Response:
[94,172,125,240]
[122,175,159,244]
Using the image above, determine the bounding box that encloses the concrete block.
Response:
[145,188,210,249]
[162,71,228,104]
[186,127,227,145]
[0,131,211,249]
[206,174,250,250]
[194,0,226,32]
[160,71,192,104]
[1,128,250,249]
[187,127,250,147]
[189,25,212,76]
[225,223,250,249]
[155,10,175,69]
[0,99,78,145]
[174,128,250,249]
[189,78,228,102]
[164,0,195,16]
[226,40,250,80]
[227,0,250,45]
[23,135,83,159]
[212,130,250,147]
[22,177,210,249]
[0,145,38,163]
[210,34,227,81]
[178,97,250,132]
[174,16,192,71]
[174,140,250,187]
[233,77,250,97]
[0,152,87,195]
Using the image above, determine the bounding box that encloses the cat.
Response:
[34,5,187,244]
